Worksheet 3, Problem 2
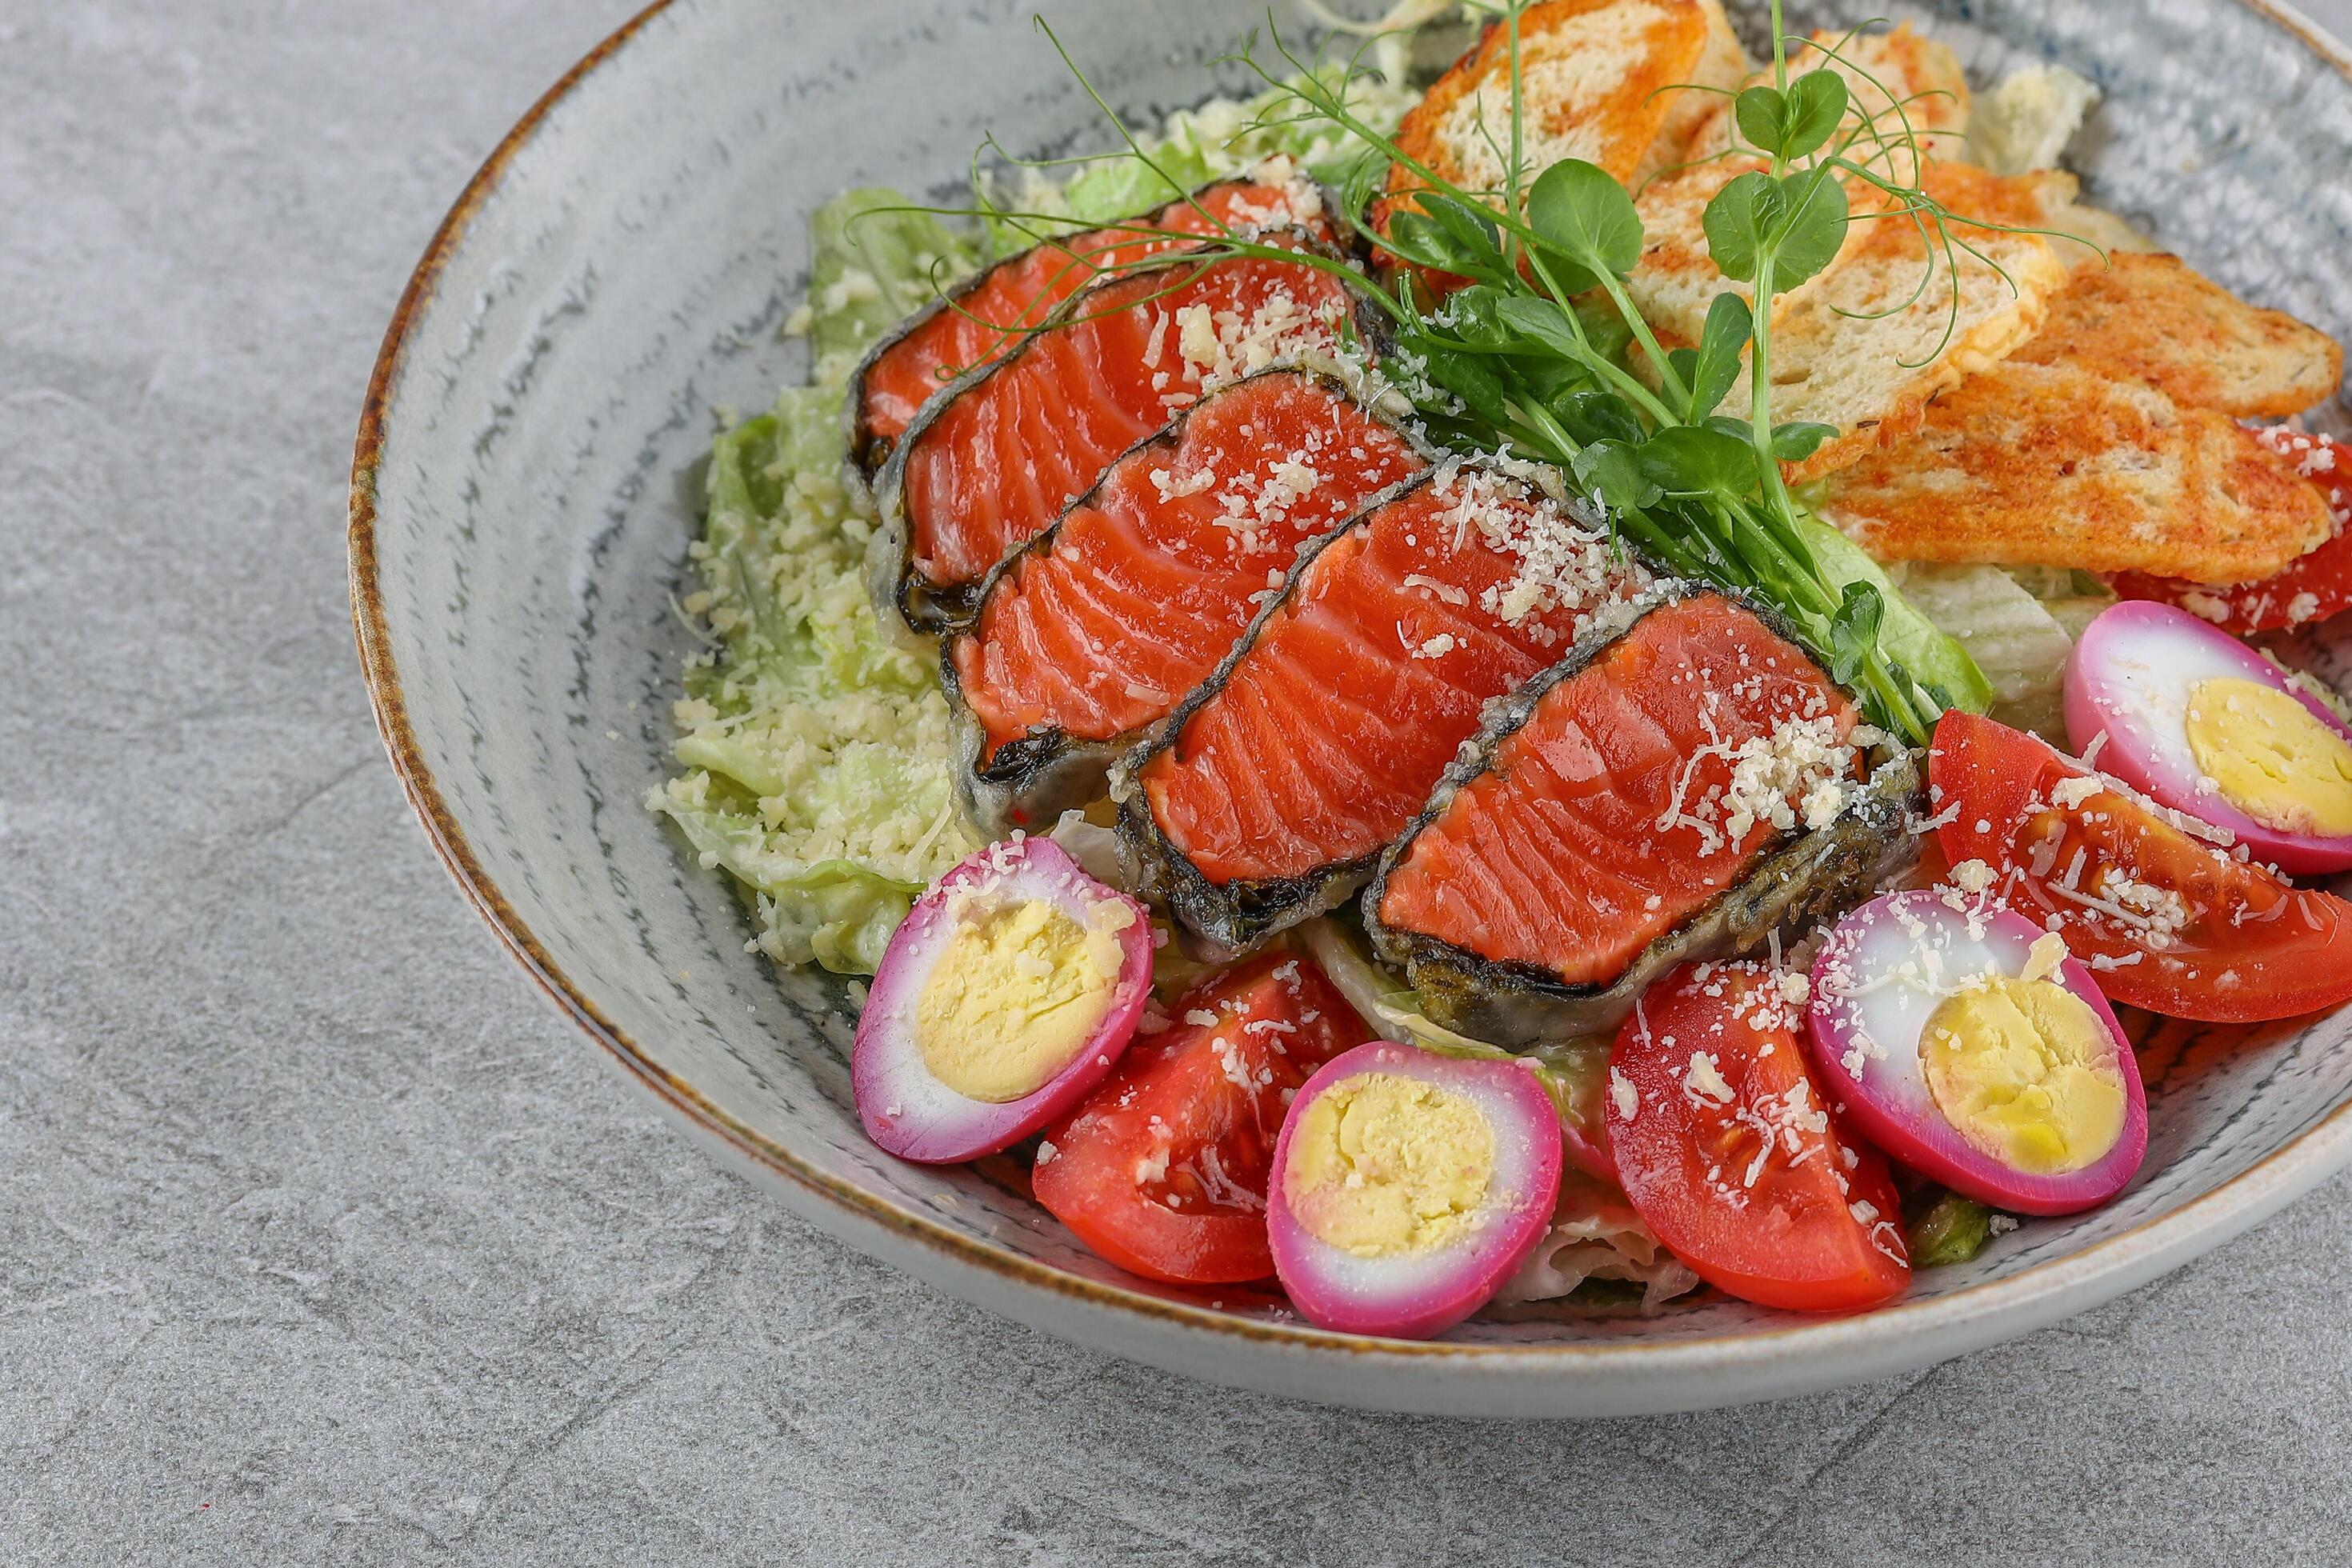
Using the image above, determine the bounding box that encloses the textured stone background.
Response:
[8,2,2352,1562]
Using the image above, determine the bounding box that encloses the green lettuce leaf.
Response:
[1906,1188,1998,1267]
[1888,563,2116,746]
[1797,516,1997,716]
[1888,563,2074,706]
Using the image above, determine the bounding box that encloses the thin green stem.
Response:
[1504,0,1526,270]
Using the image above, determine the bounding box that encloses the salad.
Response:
[651,0,2352,1337]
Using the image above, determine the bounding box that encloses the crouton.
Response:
[1732,162,2070,482]
[2013,252,2344,418]
[1384,0,1748,222]
[1819,360,2337,584]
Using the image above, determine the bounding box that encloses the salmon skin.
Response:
[1115,458,1650,958]
[942,366,1430,836]
[870,234,1384,634]
[845,166,1342,477]
[1366,587,1920,1045]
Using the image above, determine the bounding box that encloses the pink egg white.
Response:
[2066,598,2352,874]
[1807,890,2147,1215]
[1266,1042,1562,1339]
[852,837,1153,1163]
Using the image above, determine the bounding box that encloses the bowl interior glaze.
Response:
[351,0,2352,1415]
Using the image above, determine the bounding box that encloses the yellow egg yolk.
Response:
[2184,676,2352,838]
[1284,1072,1494,1258]
[1921,977,2126,1175]
[912,891,1126,1103]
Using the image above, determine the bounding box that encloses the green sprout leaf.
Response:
[1770,170,1850,291]
[1700,170,1778,284]
[1738,70,1850,162]
[1573,439,1663,515]
[1418,191,1505,266]
[1414,334,1514,428]
[1525,158,1644,283]
[1383,211,1458,273]
[1434,285,1516,349]
[1551,390,1647,447]
[1637,425,1759,499]
[1667,346,1702,403]
[1827,580,1887,685]
[1387,210,1502,284]
[1493,294,1591,361]
[1781,69,1851,162]
[1687,291,1752,419]
[1733,85,1790,156]
[1770,420,1839,462]
[1701,168,1849,292]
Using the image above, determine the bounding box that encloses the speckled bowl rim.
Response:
[350,0,2352,1388]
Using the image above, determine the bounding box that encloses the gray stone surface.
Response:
[7,0,2352,1562]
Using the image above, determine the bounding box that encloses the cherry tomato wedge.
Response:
[1606,962,1909,1314]
[2111,431,2352,634]
[1930,710,2352,1022]
[1031,954,1373,1286]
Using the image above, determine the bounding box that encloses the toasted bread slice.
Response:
[1385,0,1746,218]
[1731,162,2070,482]
[2013,252,2344,418]
[1682,25,1970,183]
[1820,361,2336,583]
[1634,0,1751,186]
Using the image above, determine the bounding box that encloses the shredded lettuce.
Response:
[649,196,985,974]
[804,190,978,382]
[1888,563,2115,745]
[978,68,1418,255]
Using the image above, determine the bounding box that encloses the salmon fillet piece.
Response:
[850,170,1334,470]
[882,246,1368,627]
[949,370,1425,768]
[1373,593,1857,986]
[1129,462,1648,895]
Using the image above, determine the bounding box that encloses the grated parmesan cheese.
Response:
[1682,1050,1735,1106]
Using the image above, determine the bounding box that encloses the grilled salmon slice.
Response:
[873,241,1378,631]
[944,368,1428,832]
[1119,460,1650,954]
[1371,592,1859,996]
[847,168,1337,473]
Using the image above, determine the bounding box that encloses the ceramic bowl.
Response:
[350,0,2352,1416]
